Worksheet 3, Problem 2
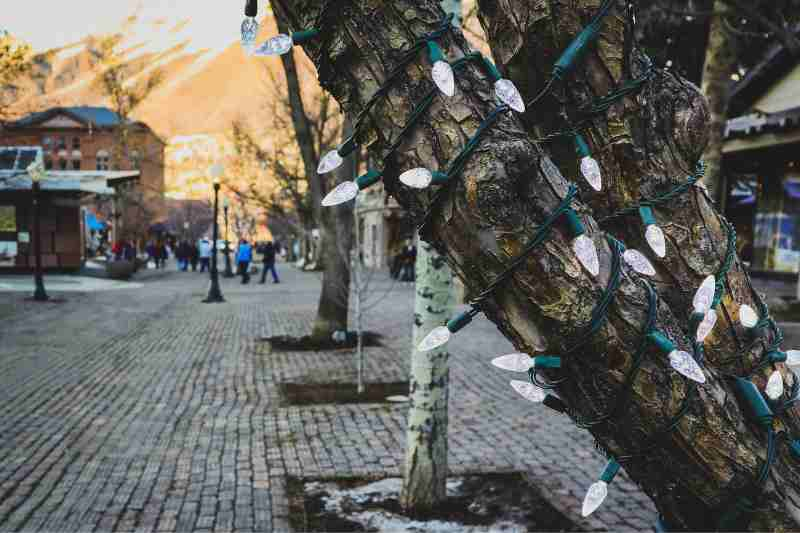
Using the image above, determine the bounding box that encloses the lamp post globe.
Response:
[222,197,234,278]
[203,175,225,303]
[27,161,48,302]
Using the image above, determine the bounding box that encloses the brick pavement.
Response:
[0,265,656,532]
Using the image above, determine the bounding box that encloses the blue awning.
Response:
[85,212,106,231]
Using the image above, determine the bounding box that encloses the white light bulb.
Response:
[495,79,525,113]
[417,326,451,352]
[692,275,716,315]
[509,380,546,403]
[432,61,455,97]
[241,17,259,55]
[399,168,433,189]
[317,149,344,174]
[254,33,293,56]
[623,249,655,276]
[739,304,758,329]
[491,353,534,373]
[573,234,599,277]
[786,350,800,367]
[581,480,608,517]
[668,350,706,383]
[696,309,717,343]
[580,156,602,192]
[644,224,666,258]
[321,181,359,207]
[766,370,784,400]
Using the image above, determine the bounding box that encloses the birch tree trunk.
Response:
[401,242,455,514]
[701,0,737,209]
[274,1,800,529]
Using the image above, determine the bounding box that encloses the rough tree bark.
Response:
[401,241,455,514]
[700,0,737,208]
[274,13,354,340]
[274,0,800,529]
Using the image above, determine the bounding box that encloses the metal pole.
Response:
[223,205,234,278]
[32,181,48,302]
[203,182,225,303]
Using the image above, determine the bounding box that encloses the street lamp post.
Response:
[203,167,225,303]
[222,198,234,278]
[28,161,48,302]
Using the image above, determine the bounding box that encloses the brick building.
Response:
[0,106,166,241]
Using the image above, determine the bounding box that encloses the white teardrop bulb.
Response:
[241,18,259,55]
[623,249,656,276]
[786,350,800,367]
[693,275,716,315]
[766,370,784,400]
[495,79,525,113]
[696,309,717,343]
[581,480,608,517]
[509,380,546,403]
[739,304,758,328]
[432,61,455,97]
[254,33,293,56]
[644,224,666,258]
[491,353,534,373]
[573,235,599,277]
[399,168,433,189]
[417,326,451,352]
[668,350,706,383]
[321,181,359,207]
[580,156,602,192]
[317,149,344,174]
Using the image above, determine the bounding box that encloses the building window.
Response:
[42,136,52,148]
[57,136,66,150]
[72,137,80,150]
[96,150,110,171]
[59,159,68,170]
[72,159,81,170]
[44,158,53,170]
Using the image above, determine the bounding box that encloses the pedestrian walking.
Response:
[258,241,280,284]
[198,237,212,272]
[177,240,192,271]
[189,242,199,272]
[400,239,416,282]
[236,238,253,284]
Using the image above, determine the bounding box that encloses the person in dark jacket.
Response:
[236,239,253,284]
[259,241,280,284]
[189,242,199,271]
[177,240,192,271]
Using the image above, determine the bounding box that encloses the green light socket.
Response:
[647,331,675,355]
[479,55,502,82]
[533,356,562,369]
[574,133,591,158]
[447,310,474,333]
[638,205,657,227]
[553,21,602,78]
[732,377,774,427]
[356,170,382,190]
[291,29,320,44]
[768,350,787,363]
[600,459,620,483]
[338,136,358,157]
[427,41,445,64]
[563,209,586,238]
[244,0,258,17]
[430,171,450,185]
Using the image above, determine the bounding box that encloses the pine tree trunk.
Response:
[274,1,800,529]
[701,0,737,209]
[401,242,455,514]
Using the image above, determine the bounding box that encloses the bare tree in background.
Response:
[0,32,32,121]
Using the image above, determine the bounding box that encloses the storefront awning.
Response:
[0,170,140,195]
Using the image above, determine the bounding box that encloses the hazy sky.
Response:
[6,0,244,52]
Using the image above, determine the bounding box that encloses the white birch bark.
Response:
[400,241,455,513]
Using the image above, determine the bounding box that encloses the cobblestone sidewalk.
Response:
[0,266,656,532]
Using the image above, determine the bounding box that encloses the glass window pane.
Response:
[0,206,16,232]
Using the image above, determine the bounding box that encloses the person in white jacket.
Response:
[198,237,212,272]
